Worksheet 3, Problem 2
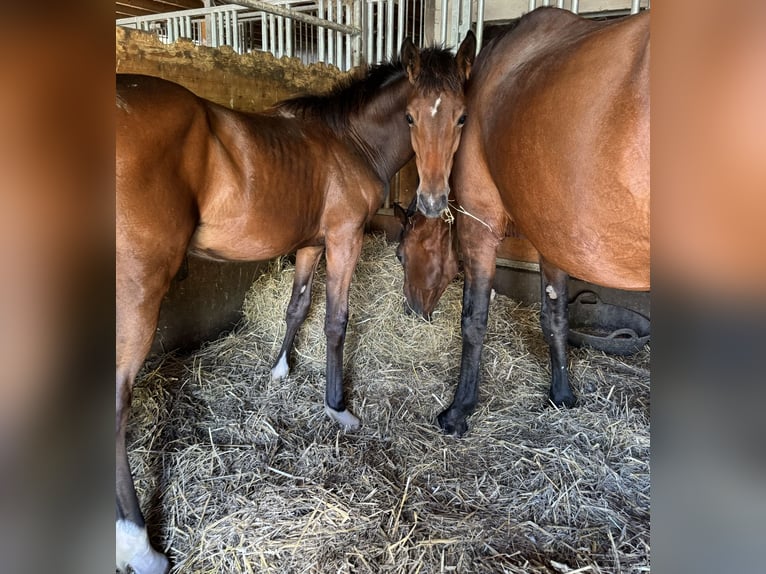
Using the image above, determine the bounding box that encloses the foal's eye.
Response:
[405,113,414,126]
[457,114,467,126]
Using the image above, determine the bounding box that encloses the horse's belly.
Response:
[188,220,309,262]
[540,235,650,291]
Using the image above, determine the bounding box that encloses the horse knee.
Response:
[461,319,487,345]
[324,312,348,342]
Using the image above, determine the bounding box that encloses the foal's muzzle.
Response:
[416,191,449,219]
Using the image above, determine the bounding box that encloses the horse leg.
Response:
[321,231,363,430]
[437,245,497,437]
[539,257,576,407]
[116,256,182,574]
[271,245,325,380]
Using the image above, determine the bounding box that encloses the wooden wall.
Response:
[116,26,344,112]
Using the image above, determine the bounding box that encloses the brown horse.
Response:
[394,199,458,320]
[116,35,475,574]
[399,7,650,436]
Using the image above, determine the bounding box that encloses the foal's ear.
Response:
[393,202,408,226]
[400,38,421,84]
[456,30,477,82]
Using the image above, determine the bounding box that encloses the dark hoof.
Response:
[437,408,468,437]
[549,388,577,408]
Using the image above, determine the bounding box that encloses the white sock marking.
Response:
[271,352,289,380]
[324,404,361,431]
[116,519,168,574]
[430,96,442,117]
[546,285,558,300]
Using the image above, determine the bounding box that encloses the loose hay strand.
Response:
[129,233,650,573]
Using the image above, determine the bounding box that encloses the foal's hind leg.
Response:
[271,245,325,380]
[539,257,576,407]
[321,231,364,430]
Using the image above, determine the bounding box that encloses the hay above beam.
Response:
[129,233,650,573]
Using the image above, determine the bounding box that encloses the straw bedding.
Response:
[129,233,650,573]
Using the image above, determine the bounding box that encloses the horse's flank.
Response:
[462,8,650,290]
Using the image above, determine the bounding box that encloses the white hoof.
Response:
[116,519,169,574]
[324,404,361,431]
[271,352,289,381]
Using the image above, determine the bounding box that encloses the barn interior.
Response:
[116,2,650,572]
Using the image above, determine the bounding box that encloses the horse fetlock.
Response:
[549,385,577,408]
[116,519,169,574]
[325,404,361,431]
[270,352,290,381]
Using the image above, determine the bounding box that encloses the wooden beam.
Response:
[154,0,204,10]
[116,5,157,18]
[115,0,203,18]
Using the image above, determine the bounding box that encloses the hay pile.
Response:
[129,233,650,573]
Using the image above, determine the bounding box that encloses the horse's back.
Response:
[116,74,211,274]
[116,74,212,178]
[466,9,649,290]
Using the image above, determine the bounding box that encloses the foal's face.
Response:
[395,204,459,320]
[405,90,467,218]
[400,33,476,219]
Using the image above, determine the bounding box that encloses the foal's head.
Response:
[400,32,476,218]
[395,202,459,320]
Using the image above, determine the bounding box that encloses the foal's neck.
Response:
[346,76,413,184]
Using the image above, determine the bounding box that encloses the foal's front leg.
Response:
[321,231,364,430]
[271,245,325,380]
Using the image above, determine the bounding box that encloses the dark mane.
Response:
[415,46,468,94]
[271,60,406,133]
[270,46,462,134]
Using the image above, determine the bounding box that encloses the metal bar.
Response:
[318,0,325,62]
[528,0,535,12]
[571,0,579,13]
[232,10,239,52]
[376,0,383,63]
[631,0,640,13]
[366,0,374,63]
[440,0,448,45]
[277,15,284,57]
[327,0,334,65]
[451,0,460,47]
[419,0,424,47]
[336,0,343,66]
[397,0,405,58]
[345,2,352,70]
[557,0,564,8]
[232,0,360,35]
[476,0,485,53]
[385,0,394,60]
[261,13,268,51]
[269,14,276,55]
[352,0,362,68]
[286,17,293,58]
